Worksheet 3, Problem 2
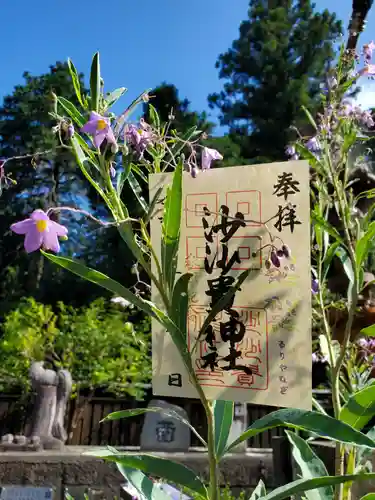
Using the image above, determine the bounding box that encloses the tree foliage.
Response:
[0,297,151,399]
[208,0,342,163]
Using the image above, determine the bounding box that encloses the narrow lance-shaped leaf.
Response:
[162,161,183,293]
[67,58,84,107]
[248,479,267,500]
[339,384,375,431]
[356,221,375,269]
[118,465,172,500]
[336,245,354,284]
[102,406,206,447]
[225,408,375,453]
[128,171,148,214]
[260,473,375,500]
[90,52,101,112]
[213,400,234,459]
[105,87,127,109]
[41,252,157,318]
[171,273,193,337]
[86,451,208,498]
[285,431,333,500]
[57,96,85,128]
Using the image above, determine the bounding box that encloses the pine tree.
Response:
[208,0,342,163]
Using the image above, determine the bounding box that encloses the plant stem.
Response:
[191,375,219,500]
[324,145,359,500]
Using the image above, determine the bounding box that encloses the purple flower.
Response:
[282,245,291,258]
[358,64,375,77]
[363,41,375,62]
[81,112,116,149]
[306,137,320,153]
[360,110,374,128]
[125,122,153,157]
[11,210,68,254]
[285,145,300,161]
[311,278,319,295]
[201,147,223,170]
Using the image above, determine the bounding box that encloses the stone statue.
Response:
[0,361,72,451]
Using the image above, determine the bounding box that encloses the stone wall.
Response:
[0,447,273,499]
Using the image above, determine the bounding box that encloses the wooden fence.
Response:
[0,390,332,448]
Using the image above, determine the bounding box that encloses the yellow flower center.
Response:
[96,119,107,131]
[36,220,48,233]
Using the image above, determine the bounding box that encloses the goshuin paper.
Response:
[150,161,311,409]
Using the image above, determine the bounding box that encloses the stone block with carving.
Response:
[140,399,190,451]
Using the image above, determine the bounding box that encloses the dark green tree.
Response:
[143,83,213,134]
[208,0,342,163]
[0,63,131,311]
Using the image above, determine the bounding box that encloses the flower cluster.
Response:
[264,244,291,270]
[10,97,224,253]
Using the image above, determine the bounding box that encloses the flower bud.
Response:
[191,167,198,178]
[282,245,291,258]
[270,251,280,268]
[67,125,75,139]
[265,259,272,270]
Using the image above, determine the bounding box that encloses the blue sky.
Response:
[1,0,375,132]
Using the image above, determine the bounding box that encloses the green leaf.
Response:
[148,104,161,130]
[340,384,375,431]
[161,161,183,293]
[360,494,375,500]
[336,246,354,284]
[360,324,375,337]
[302,105,318,130]
[144,186,163,226]
[105,87,127,108]
[225,408,375,453]
[248,479,267,500]
[261,474,375,500]
[171,273,193,336]
[90,52,101,112]
[311,212,344,245]
[118,465,172,500]
[41,252,157,319]
[285,431,332,500]
[356,221,375,268]
[213,400,233,459]
[128,171,148,213]
[57,96,85,128]
[67,59,84,108]
[322,241,340,281]
[86,451,208,498]
[102,406,206,447]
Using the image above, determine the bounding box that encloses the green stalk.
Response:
[324,144,359,500]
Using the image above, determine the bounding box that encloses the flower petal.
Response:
[49,220,68,237]
[81,120,98,134]
[11,219,34,235]
[93,130,107,149]
[42,229,60,253]
[105,126,117,145]
[31,209,49,221]
[24,228,43,253]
